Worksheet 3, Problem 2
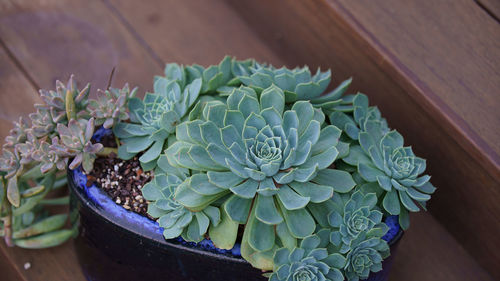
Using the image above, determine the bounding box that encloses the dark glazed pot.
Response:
[68,168,403,281]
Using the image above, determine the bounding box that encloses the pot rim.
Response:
[68,166,403,266]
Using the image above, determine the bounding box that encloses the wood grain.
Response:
[390,212,495,281]
[226,0,500,277]
[105,0,282,66]
[0,46,40,141]
[0,0,162,94]
[477,0,500,21]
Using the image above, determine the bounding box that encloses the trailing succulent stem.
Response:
[0,76,117,250]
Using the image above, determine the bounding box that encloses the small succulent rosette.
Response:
[269,234,346,281]
[141,156,221,242]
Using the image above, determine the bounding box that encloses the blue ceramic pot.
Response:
[69,130,403,281]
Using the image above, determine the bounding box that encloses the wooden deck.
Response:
[0,0,497,280]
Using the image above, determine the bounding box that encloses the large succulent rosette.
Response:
[166,85,357,269]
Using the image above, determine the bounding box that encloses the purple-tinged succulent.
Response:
[88,84,137,129]
[51,118,102,173]
[29,107,57,137]
[3,117,30,148]
[15,131,40,165]
[37,75,90,122]
[32,138,67,174]
[0,148,21,178]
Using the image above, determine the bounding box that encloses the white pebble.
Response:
[24,262,31,270]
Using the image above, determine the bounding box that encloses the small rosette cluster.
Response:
[50,118,102,173]
[270,234,346,281]
[142,156,221,242]
[236,62,353,113]
[31,75,90,137]
[327,191,388,254]
[88,84,137,129]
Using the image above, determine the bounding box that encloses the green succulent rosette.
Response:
[166,85,357,270]
[234,62,352,111]
[270,234,346,281]
[343,232,389,281]
[142,156,220,242]
[328,93,389,141]
[330,93,435,229]
[114,66,202,171]
[327,191,388,254]
[180,56,255,94]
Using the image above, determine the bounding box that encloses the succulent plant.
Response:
[88,84,137,129]
[0,148,21,179]
[343,232,389,281]
[114,70,202,171]
[235,62,352,111]
[166,85,357,269]
[327,191,388,254]
[142,156,220,242]
[328,93,389,141]
[329,93,435,229]
[37,75,90,123]
[32,138,67,174]
[344,128,435,229]
[179,56,255,94]
[15,131,40,165]
[270,234,346,281]
[50,118,102,173]
[3,117,30,148]
[29,107,57,137]
[29,76,91,138]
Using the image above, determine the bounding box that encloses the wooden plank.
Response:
[225,0,500,277]
[104,0,282,66]
[0,45,40,141]
[0,0,162,94]
[477,0,500,21]
[390,212,494,281]
[0,246,25,281]
[334,0,500,170]
[0,241,85,281]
